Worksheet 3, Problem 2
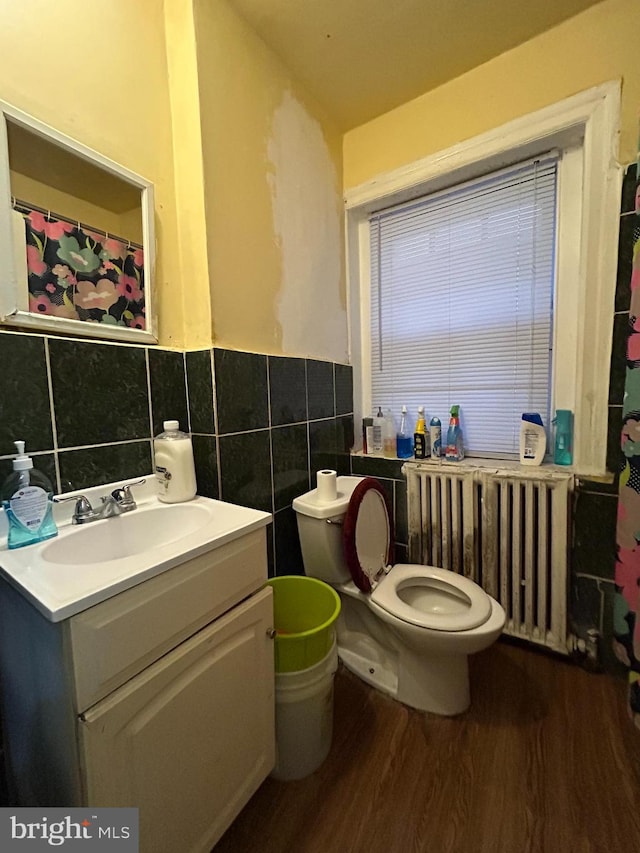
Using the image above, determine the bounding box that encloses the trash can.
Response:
[266,576,341,780]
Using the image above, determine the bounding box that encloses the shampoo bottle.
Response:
[445,405,464,461]
[396,406,414,459]
[430,415,442,459]
[520,413,546,466]
[153,420,197,503]
[1,440,58,549]
[413,406,428,459]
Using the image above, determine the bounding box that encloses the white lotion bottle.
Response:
[153,420,197,502]
[519,413,546,466]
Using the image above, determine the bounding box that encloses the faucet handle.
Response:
[53,494,94,523]
[111,478,146,507]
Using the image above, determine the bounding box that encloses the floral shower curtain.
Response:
[615,151,640,727]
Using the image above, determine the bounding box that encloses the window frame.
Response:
[345,81,622,476]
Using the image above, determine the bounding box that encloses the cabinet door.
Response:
[79,587,274,853]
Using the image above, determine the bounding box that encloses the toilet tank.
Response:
[292,476,363,585]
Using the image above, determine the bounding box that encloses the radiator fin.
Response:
[405,463,573,655]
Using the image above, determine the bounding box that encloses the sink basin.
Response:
[0,489,271,622]
[42,503,212,565]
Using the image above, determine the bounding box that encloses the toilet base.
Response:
[336,632,470,715]
[336,589,473,715]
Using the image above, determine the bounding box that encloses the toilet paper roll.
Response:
[316,469,338,503]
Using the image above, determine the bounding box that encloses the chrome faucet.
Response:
[55,479,145,524]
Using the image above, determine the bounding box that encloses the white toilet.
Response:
[293,475,506,715]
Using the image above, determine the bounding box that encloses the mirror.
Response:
[0,100,156,343]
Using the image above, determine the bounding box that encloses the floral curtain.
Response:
[15,202,145,330]
[615,154,640,727]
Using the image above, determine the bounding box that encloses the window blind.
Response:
[369,155,558,457]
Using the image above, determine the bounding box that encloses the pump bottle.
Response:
[1,440,58,549]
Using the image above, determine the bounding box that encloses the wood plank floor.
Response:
[213,640,640,853]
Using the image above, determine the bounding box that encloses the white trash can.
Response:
[270,640,338,781]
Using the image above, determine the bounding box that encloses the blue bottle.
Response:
[1,441,58,549]
[396,406,414,459]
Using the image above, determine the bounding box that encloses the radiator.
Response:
[404,462,574,654]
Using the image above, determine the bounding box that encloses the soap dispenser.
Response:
[1,440,58,549]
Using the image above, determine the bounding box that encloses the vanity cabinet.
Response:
[0,528,275,853]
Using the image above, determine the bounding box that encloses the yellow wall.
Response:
[0,0,183,347]
[344,0,640,189]
[193,0,347,361]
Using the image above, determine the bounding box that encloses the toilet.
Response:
[292,475,506,715]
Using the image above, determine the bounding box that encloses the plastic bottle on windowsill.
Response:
[519,413,546,466]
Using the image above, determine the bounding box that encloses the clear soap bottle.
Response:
[1,441,58,549]
[383,408,397,458]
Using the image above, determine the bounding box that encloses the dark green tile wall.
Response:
[0,334,354,578]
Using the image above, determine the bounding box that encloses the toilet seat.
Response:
[343,477,491,632]
[371,564,492,631]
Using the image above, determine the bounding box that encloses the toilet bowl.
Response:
[293,475,505,715]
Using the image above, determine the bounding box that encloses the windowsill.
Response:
[351,451,615,484]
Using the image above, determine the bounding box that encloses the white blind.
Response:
[369,155,558,457]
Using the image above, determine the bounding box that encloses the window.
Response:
[345,83,621,475]
[369,156,558,457]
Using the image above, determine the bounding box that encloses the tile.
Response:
[394,477,408,546]
[615,214,634,312]
[214,349,268,434]
[609,313,628,405]
[572,490,617,580]
[218,430,272,512]
[273,507,305,576]
[148,348,188,437]
[48,339,149,448]
[606,406,623,476]
[269,356,307,426]
[186,350,215,434]
[569,574,601,636]
[0,332,53,456]
[394,543,409,563]
[336,415,355,476]
[192,434,218,499]
[266,522,275,578]
[576,476,618,496]
[307,360,335,420]
[335,364,353,416]
[58,440,152,492]
[271,423,309,511]
[309,420,337,484]
[351,454,405,480]
[0,452,57,494]
[621,162,638,215]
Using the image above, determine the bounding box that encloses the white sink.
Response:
[42,503,213,566]
[0,480,271,622]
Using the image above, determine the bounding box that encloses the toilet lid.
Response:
[371,564,492,631]
[342,478,394,593]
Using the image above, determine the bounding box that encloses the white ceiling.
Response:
[227,0,604,131]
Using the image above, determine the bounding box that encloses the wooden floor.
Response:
[214,640,640,853]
